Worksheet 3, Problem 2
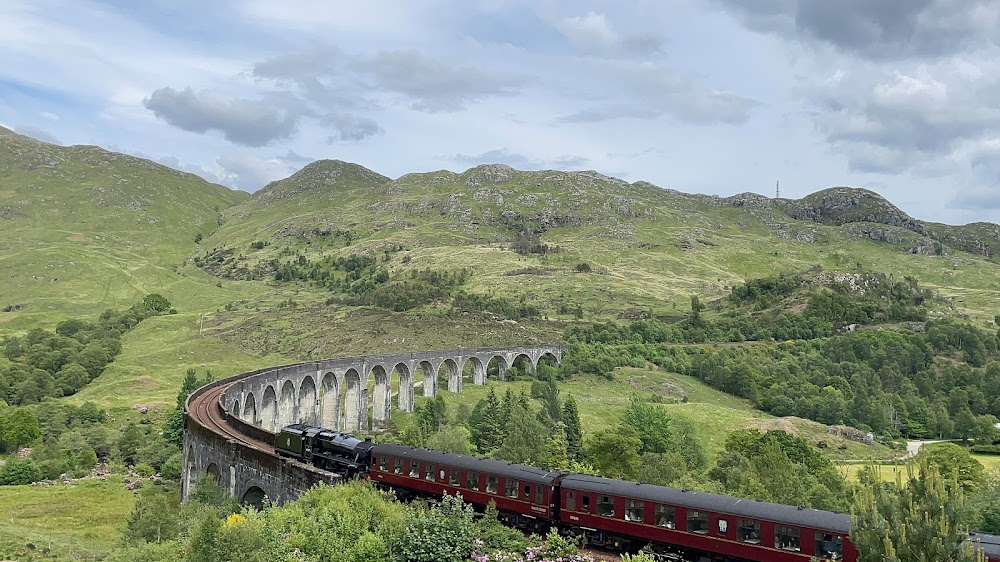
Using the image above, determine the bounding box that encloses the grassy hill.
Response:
[190,161,1000,360]
[0,126,255,327]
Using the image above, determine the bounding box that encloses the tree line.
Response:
[0,294,174,405]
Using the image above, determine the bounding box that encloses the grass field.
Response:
[838,454,1000,481]
[0,477,139,561]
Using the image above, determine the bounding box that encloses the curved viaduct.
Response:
[182,344,565,504]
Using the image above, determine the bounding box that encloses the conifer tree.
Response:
[538,376,561,425]
[164,368,209,447]
[546,421,570,470]
[561,395,583,461]
[499,388,515,431]
[852,459,985,562]
[474,386,504,453]
[495,396,546,466]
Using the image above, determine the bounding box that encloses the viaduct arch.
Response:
[183,344,566,504]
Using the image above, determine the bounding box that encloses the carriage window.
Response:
[776,526,801,551]
[687,511,709,534]
[393,459,403,474]
[597,496,614,517]
[409,462,419,478]
[505,480,519,498]
[466,471,480,490]
[738,519,761,544]
[566,491,576,511]
[717,519,729,535]
[625,500,644,522]
[449,469,460,486]
[523,485,531,500]
[582,495,590,511]
[655,506,675,528]
[439,469,446,481]
[486,476,498,494]
[379,456,388,471]
[815,533,843,559]
[425,464,435,481]
[535,487,544,505]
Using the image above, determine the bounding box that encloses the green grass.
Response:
[69,311,290,410]
[838,454,1000,482]
[0,476,137,561]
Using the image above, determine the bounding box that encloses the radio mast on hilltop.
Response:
[776,180,780,199]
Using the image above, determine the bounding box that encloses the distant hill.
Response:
[0,127,248,322]
[194,160,1000,333]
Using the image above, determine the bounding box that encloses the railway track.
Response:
[187,380,275,454]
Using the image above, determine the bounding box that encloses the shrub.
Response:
[133,463,155,477]
[0,457,42,485]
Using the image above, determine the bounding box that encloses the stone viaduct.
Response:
[182,344,566,505]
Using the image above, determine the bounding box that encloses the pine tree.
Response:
[475,386,504,453]
[538,377,561,426]
[164,368,203,447]
[546,421,570,470]
[499,388,515,430]
[561,395,583,461]
[851,459,986,562]
[495,397,546,466]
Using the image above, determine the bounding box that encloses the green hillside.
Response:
[193,161,1000,358]
[0,127,252,326]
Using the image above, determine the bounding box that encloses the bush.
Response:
[0,457,42,485]
[160,452,183,480]
[971,444,1000,455]
[398,493,477,562]
[133,463,155,477]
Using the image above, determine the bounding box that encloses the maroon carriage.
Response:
[559,473,857,562]
[370,443,564,531]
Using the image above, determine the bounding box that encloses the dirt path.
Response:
[904,439,942,459]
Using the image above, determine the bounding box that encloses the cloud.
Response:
[555,60,758,125]
[11,124,60,144]
[715,0,1000,60]
[320,113,383,142]
[444,148,589,170]
[278,150,314,164]
[553,12,665,57]
[143,87,299,147]
[216,151,294,190]
[807,62,1000,175]
[357,49,522,112]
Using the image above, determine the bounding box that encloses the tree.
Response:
[584,425,642,480]
[164,368,209,447]
[56,363,91,395]
[546,421,571,470]
[852,460,986,562]
[917,443,985,492]
[622,393,670,453]
[537,376,561,425]
[115,424,147,465]
[0,457,42,485]
[955,408,978,442]
[494,397,547,466]
[472,386,503,453]
[124,489,181,544]
[426,425,474,455]
[561,395,583,461]
[0,407,41,452]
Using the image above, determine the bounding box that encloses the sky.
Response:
[2,0,1000,225]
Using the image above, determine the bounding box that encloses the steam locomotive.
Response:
[275,424,1000,562]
